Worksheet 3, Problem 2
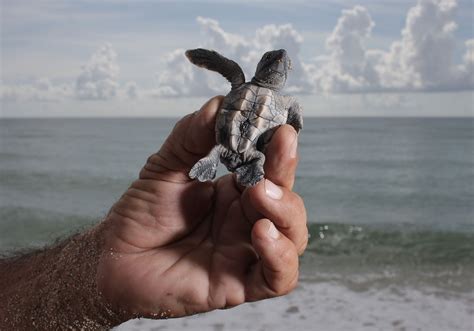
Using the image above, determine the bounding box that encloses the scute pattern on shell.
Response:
[186,48,302,186]
[217,84,287,154]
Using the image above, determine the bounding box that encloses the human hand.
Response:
[97,96,308,320]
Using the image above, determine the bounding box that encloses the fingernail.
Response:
[267,222,280,239]
[265,179,283,200]
[290,131,298,158]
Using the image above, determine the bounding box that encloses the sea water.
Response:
[1,118,473,330]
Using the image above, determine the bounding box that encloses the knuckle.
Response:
[295,194,306,211]
[297,232,309,255]
[278,244,296,265]
[287,270,299,292]
[283,192,306,225]
[274,268,299,296]
[174,113,192,129]
[296,195,308,224]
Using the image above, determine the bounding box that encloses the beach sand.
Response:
[115,281,473,331]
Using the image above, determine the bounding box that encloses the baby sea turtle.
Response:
[187,48,303,186]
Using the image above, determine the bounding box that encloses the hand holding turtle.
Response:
[0,51,307,329]
[97,96,308,320]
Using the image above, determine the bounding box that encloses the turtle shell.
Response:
[216,84,287,154]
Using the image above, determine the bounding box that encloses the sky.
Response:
[1,0,473,117]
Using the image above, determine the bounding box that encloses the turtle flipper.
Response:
[235,150,265,186]
[286,98,303,133]
[185,48,245,90]
[189,145,222,182]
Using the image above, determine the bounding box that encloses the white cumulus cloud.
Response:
[156,0,473,96]
[155,17,312,96]
[311,5,379,93]
[2,0,473,106]
[75,43,120,100]
[151,48,217,97]
[313,0,473,92]
[377,0,459,90]
[1,44,124,103]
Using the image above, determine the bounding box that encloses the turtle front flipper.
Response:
[189,145,222,182]
[185,49,246,90]
[285,97,303,133]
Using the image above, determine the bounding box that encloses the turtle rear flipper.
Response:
[185,49,245,90]
[189,145,221,182]
[234,150,265,186]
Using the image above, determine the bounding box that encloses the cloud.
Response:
[1,44,123,103]
[75,43,120,100]
[123,81,139,99]
[313,0,474,92]
[156,0,473,96]
[457,39,474,88]
[155,17,312,96]
[376,0,459,90]
[311,5,378,92]
[2,0,473,105]
[252,23,312,93]
[0,78,72,102]
[151,48,216,97]
[196,16,249,59]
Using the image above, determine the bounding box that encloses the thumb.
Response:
[139,96,223,183]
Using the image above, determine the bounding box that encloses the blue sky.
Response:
[1,0,473,117]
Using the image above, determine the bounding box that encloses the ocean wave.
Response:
[301,223,474,292]
[1,206,472,292]
[306,223,474,266]
[2,205,472,266]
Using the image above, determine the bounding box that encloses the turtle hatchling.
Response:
[186,48,303,187]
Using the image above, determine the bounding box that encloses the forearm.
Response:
[0,226,125,330]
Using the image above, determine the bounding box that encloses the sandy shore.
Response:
[115,281,473,331]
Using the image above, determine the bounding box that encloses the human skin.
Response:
[0,96,307,329]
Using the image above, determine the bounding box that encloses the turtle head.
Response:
[251,49,291,91]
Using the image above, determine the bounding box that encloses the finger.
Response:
[242,179,308,255]
[211,174,246,240]
[139,96,224,183]
[208,200,258,309]
[245,219,299,301]
[263,124,299,190]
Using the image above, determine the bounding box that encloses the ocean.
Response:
[1,118,473,330]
